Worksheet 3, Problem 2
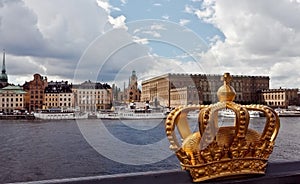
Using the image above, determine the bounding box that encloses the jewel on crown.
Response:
[165,73,280,182]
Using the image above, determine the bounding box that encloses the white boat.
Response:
[97,108,167,120]
[275,108,300,117]
[219,109,260,118]
[97,112,120,119]
[34,110,88,120]
[118,110,166,119]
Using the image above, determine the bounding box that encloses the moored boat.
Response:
[275,108,300,117]
[97,109,167,120]
[219,109,260,118]
[34,109,88,120]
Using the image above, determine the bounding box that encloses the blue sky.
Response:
[1,0,300,89]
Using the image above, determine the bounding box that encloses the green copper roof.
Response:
[0,85,26,94]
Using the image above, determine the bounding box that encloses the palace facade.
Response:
[141,73,270,107]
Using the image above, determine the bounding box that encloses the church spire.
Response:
[2,49,6,74]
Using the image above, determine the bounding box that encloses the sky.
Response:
[0,0,300,89]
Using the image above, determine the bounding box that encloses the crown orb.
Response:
[217,73,236,102]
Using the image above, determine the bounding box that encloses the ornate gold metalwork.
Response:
[165,73,280,182]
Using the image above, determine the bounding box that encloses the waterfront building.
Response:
[23,74,48,112]
[141,73,269,107]
[73,80,112,112]
[0,85,26,113]
[259,88,299,108]
[170,86,200,107]
[0,51,8,88]
[43,81,74,110]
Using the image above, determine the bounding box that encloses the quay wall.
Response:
[11,161,300,184]
[0,115,35,120]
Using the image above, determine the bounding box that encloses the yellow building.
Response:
[43,81,74,110]
[0,86,26,113]
[259,88,299,108]
[142,73,269,107]
[170,86,199,107]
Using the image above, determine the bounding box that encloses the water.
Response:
[0,117,299,183]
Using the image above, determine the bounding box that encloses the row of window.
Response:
[46,94,72,96]
[1,103,23,107]
[79,100,106,104]
[45,98,72,101]
[78,95,108,99]
[1,98,23,102]
[45,103,71,107]
[0,94,22,97]
[266,101,285,106]
[78,91,107,95]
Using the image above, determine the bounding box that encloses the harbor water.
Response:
[0,117,300,183]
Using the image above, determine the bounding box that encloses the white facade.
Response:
[77,88,112,112]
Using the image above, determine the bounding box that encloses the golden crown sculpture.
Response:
[165,73,280,182]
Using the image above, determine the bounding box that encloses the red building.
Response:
[23,74,48,112]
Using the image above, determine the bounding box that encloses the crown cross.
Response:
[222,72,232,85]
[165,72,280,182]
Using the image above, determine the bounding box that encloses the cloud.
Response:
[96,0,120,13]
[153,3,162,7]
[150,24,167,31]
[0,0,115,84]
[179,19,191,26]
[108,15,128,30]
[196,0,300,88]
[120,0,127,5]
[132,36,149,45]
[162,15,169,20]
[0,0,46,56]
[184,4,195,14]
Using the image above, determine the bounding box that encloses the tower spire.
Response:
[2,49,6,74]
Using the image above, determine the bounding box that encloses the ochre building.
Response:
[259,88,299,108]
[141,73,269,107]
[0,86,26,113]
[43,81,74,110]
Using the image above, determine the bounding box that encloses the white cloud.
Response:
[179,19,191,26]
[142,31,161,38]
[120,0,127,5]
[96,0,120,13]
[108,15,128,30]
[162,15,169,20]
[150,24,166,30]
[132,36,149,45]
[196,0,300,88]
[184,4,195,14]
[153,3,162,6]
